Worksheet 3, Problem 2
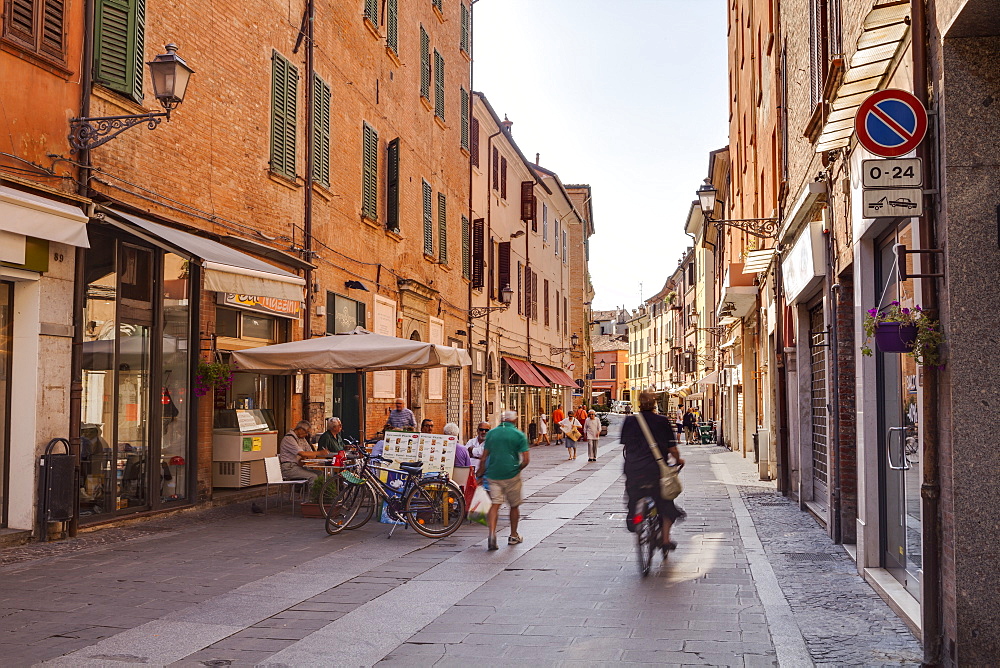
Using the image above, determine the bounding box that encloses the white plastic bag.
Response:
[468,484,492,524]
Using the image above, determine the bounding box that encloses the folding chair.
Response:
[264,456,308,514]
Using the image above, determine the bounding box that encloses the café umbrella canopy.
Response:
[230,327,472,439]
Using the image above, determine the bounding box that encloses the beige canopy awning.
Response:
[0,185,90,247]
[107,210,306,301]
[231,327,472,375]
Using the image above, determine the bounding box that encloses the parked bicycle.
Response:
[319,448,465,539]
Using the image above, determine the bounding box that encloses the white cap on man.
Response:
[501,410,518,422]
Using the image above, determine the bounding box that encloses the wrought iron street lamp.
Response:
[469,284,513,319]
[69,44,195,151]
[697,179,780,239]
[550,332,579,355]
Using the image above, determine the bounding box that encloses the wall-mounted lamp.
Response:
[550,332,580,355]
[469,284,513,318]
[69,44,194,151]
[697,179,779,239]
[510,230,525,239]
[455,329,467,336]
[345,280,369,291]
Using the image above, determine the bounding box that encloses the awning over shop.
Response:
[0,185,89,247]
[685,392,705,401]
[697,371,719,386]
[815,0,911,153]
[668,385,693,399]
[592,381,614,390]
[107,210,306,301]
[503,357,549,388]
[742,249,777,274]
[535,363,577,388]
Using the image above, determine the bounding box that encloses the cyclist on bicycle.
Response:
[622,391,685,554]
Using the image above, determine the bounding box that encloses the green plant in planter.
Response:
[598,414,610,428]
[194,360,233,397]
[666,291,678,305]
[861,301,943,366]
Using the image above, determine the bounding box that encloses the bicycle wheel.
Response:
[316,475,342,518]
[324,483,361,535]
[635,498,656,576]
[346,482,377,530]
[403,478,466,538]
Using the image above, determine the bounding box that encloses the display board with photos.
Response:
[381,431,458,475]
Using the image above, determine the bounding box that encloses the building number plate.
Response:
[862,158,923,188]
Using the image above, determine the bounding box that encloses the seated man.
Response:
[279,421,331,481]
[317,417,347,453]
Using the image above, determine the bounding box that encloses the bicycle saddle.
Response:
[399,461,423,474]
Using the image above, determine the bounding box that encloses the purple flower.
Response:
[890,300,900,306]
[867,308,878,316]
[901,308,910,315]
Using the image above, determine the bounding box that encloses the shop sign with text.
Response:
[219,293,301,319]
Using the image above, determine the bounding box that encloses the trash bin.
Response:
[38,438,76,541]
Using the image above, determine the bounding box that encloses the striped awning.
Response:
[742,249,777,274]
[535,364,577,388]
[815,0,911,153]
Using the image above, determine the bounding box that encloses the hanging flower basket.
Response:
[194,360,234,397]
[874,323,918,353]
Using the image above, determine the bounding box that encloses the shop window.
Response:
[120,244,152,303]
[242,313,275,340]
[217,307,239,338]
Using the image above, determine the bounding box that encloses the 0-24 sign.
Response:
[862,158,922,188]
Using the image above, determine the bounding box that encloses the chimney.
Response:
[501,114,513,134]
[535,153,540,164]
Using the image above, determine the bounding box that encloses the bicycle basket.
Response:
[341,470,364,485]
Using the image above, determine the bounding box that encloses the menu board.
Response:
[381,431,458,475]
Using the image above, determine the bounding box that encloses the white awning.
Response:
[697,370,719,386]
[0,185,89,247]
[108,210,305,301]
[815,1,911,153]
[742,249,777,274]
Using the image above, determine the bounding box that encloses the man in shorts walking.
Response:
[476,410,530,550]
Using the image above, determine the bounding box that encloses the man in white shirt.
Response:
[465,421,490,470]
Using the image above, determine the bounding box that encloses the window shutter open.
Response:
[386,0,398,53]
[437,192,448,264]
[422,180,433,255]
[460,87,469,150]
[470,116,480,167]
[531,271,538,321]
[362,122,379,220]
[95,0,144,98]
[364,0,377,24]
[544,279,549,326]
[41,0,66,58]
[5,0,36,47]
[497,241,510,295]
[461,215,470,279]
[492,148,499,190]
[460,2,470,53]
[471,218,484,288]
[312,74,331,187]
[420,26,430,99]
[520,181,535,223]
[130,0,144,100]
[517,262,522,314]
[270,52,298,179]
[386,137,400,231]
[433,49,445,118]
[500,157,507,199]
[523,265,531,318]
[555,290,559,332]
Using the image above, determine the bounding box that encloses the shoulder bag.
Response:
[634,412,682,501]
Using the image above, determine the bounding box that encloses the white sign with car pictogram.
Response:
[862,188,923,218]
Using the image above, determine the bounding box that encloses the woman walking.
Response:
[559,413,582,460]
[583,410,602,462]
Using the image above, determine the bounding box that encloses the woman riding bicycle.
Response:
[622,390,685,555]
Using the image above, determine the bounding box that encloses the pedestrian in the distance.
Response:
[574,404,588,427]
[682,409,698,444]
[477,410,530,550]
[560,414,582,460]
[552,404,565,446]
[583,409,602,462]
[534,414,550,446]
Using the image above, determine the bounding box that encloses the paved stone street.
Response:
[0,416,921,666]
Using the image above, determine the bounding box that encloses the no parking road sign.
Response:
[855,89,928,158]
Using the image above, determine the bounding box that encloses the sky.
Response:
[472,0,729,312]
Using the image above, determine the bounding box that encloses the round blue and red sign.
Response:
[855,89,928,158]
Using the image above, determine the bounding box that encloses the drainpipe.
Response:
[466,6,476,434]
[912,0,941,662]
[67,0,99,538]
[774,263,791,495]
[300,0,315,424]
[822,189,844,544]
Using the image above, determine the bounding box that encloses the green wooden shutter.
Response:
[94,0,143,99]
[420,26,430,99]
[437,192,447,264]
[386,137,400,231]
[386,0,398,54]
[433,49,445,118]
[460,3,469,53]
[312,74,331,187]
[471,218,484,288]
[422,180,433,256]
[364,0,377,24]
[461,215,470,279]
[460,87,469,150]
[433,0,442,11]
[362,122,378,220]
[270,52,297,179]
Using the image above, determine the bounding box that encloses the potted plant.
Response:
[599,413,610,437]
[861,301,943,365]
[300,476,335,518]
[194,360,233,397]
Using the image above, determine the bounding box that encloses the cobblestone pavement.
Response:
[0,417,921,666]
